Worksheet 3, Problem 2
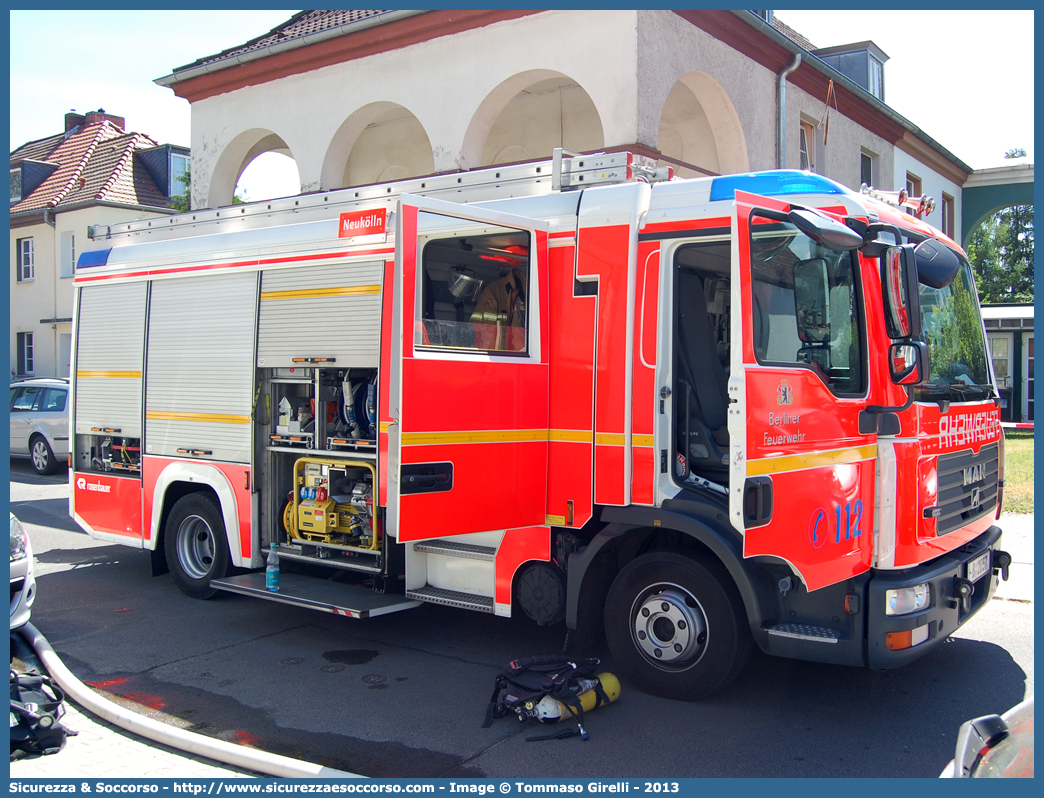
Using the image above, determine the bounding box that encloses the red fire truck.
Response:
[71,151,1010,699]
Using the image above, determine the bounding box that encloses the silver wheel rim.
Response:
[630,582,708,671]
[31,440,49,471]
[175,514,217,580]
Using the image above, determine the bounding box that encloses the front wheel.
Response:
[604,550,751,700]
[164,493,232,599]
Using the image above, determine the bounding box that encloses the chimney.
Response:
[65,111,85,133]
[84,108,125,131]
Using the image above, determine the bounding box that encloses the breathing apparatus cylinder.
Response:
[533,673,621,722]
[366,378,376,435]
[342,378,362,438]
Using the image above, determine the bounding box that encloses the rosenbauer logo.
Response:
[338,208,386,239]
[76,477,111,494]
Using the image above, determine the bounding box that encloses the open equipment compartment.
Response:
[258,364,384,576]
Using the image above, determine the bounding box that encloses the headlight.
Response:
[10,516,28,562]
[885,583,930,616]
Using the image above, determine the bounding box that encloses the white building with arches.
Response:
[157,8,971,237]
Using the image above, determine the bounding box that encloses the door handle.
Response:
[742,476,773,528]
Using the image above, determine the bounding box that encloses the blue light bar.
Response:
[709,170,854,203]
[76,248,112,268]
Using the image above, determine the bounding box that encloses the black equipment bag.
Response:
[10,669,77,760]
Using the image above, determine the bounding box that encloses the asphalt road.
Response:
[10,459,1035,778]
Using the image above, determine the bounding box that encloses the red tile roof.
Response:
[175,10,389,71]
[11,121,171,213]
[772,16,817,52]
[11,133,66,163]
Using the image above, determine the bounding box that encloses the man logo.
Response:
[777,378,794,406]
[76,477,86,490]
[963,464,985,486]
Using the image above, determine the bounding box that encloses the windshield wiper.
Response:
[947,382,992,400]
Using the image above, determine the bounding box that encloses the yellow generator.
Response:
[286,457,378,551]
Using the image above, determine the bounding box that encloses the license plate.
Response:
[968,550,991,583]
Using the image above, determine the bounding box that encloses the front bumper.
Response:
[867,526,1005,669]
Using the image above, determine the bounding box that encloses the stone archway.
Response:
[460,70,604,171]
[321,102,434,191]
[657,71,748,177]
[962,176,1034,250]
[206,128,299,209]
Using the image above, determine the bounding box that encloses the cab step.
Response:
[406,585,494,613]
[412,539,496,560]
[210,572,420,618]
[765,622,840,643]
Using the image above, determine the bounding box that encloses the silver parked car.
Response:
[10,513,37,631]
[9,377,69,475]
[941,697,1034,778]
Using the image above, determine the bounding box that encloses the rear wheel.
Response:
[604,550,751,700]
[29,435,58,475]
[164,493,232,599]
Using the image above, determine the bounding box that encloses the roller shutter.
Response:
[145,271,257,463]
[75,282,147,437]
[257,260,383,368]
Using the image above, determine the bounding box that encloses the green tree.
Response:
[170,165,191,213]
[169,165,245,213]
[966,149,1034,303]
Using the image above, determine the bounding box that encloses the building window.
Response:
[990,336,1010,388]
[170,153,189,198]
[10,167,21,204]
[868,57,884,100]
[16,332,34,376]
[799,122,816,172]
[906,172,923,216]
[60,231,76,278]
[859,150,877,188]
[16,237,34,281]
[941,194,955,238]
[905,172,922,199]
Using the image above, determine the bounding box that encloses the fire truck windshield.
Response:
[915,257,993,402]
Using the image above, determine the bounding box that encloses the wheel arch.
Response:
[149,462,245,566]
[566,504,771,635]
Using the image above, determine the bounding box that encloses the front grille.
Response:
[935,443,999,535]
[11,577,25,600]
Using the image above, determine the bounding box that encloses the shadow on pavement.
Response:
[10,497,82,534]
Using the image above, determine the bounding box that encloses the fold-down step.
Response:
[412,539,496,560]
[211,572,421,618]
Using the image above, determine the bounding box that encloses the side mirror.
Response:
[953,714,1009,778]
[915,239,961,289]
[881,244,922,339]
[889,341,930,385]
[788,208,864,251]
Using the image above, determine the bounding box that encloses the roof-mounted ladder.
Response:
[88,149,673,243]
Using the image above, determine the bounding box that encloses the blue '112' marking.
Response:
[834,500,863,542]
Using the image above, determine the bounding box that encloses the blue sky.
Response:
[10,9,1034,201]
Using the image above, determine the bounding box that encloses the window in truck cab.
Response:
[748,217,867,396]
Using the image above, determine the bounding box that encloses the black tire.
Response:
[163,493,232,599]
[604,550,752,700]
[29,435,58,475]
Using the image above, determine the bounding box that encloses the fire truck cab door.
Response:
[389,195,550,543]
[729,192,876,591]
